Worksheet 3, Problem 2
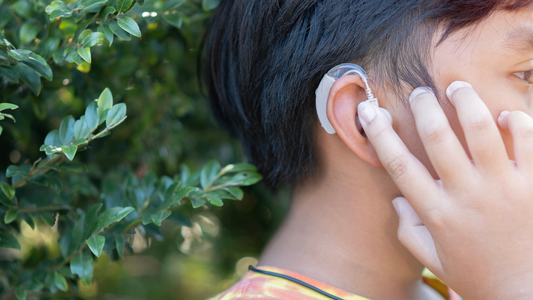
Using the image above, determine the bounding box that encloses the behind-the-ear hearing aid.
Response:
[315,63,393,134]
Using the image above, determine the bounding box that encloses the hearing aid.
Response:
[315,63,393,134]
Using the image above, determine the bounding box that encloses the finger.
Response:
[393,197,444,276]
[446,81,510,174]
[359,102,441,215]
[498,110,533,172]
[409,87,475,184]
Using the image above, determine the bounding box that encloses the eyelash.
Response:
[514,70,533,83]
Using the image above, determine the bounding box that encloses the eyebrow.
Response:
[502,26,533,55]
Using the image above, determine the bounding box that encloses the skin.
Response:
[259,7,533,300]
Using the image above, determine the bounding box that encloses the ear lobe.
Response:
[326,75,383,168]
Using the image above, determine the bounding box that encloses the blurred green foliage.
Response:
[0,0,289,299]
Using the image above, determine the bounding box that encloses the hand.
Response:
[358,81,533,300]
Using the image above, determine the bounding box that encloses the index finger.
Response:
[358,101,441,215]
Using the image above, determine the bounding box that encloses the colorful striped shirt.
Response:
[209,266,463,300]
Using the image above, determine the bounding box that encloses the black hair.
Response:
[201,0,532,190]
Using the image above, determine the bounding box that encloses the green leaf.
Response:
[70,51,83,66]
[77,48,91,63]
[117,16,141,38]
[69,215,85,255]
[163,0,184,10]
[78,29,91,44]
[27,279,44,292]
[221,163,257,173]
[0,67,19,83]
[20,55,53,81]
[59,116,75,145]
[40,212,56,226]
[190,197,206,208]
[171,186,199,207]
[20,22,40,44]
[0,233,20,249]
[151,211,171,226]
[54,272,68,292]
[200,160,221,188]
[0,126,2,136]
[106,103,127,128]
[59,232,72,259]
[86,235,105,257]
[0,182,15,200]
[202,0,220,11]
[45,0,67,13]
[92,206,134,234]
[230,172,263,186]
[84,102,99,130]
[72,138,86,146]
[0,48,9,60]
[162,14,183,28]
[44,130,62,146]
[41,37,61,58]
[162,181,180,202]
[115,234,125,258]
[13,63,41,95]
[97,88,113,123]
[74,116,91,140]
[8,49,32,61]
[97,25,113,46]
[4,207,18,224]
[70,252,93,285]
[80,0,107,11]
[108,20,131,41]
[61,145,77,160]
[223,186,244,200]
[0,113,15,122]
[80,32,105,48]
[15,286,26,300]
[0,103,18,111]
[0,7,12,29]
[50,8,73,19]
[101,6,116,21]
[46,0,73,19]
[84,203,102,239]
[53,48,66,63]
[115,0,133,13]
[13,0,32,17]
[180,164,190,186]
[6,165,30,178]
[207,195,223,206]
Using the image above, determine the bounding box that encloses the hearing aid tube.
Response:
[316,63,393,134]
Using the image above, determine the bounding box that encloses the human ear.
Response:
[326,75,383,168]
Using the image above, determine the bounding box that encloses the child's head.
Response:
[202,0,533,190]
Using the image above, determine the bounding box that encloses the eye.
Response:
[513,70,533,83]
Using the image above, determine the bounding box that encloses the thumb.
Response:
[392,197,443,276]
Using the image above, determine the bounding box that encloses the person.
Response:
[202,1,533,299]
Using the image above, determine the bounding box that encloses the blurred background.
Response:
[0,0,291,299]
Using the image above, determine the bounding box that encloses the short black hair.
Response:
[201,0,531,190]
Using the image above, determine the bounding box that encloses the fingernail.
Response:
[409,87,433,104]
[498,110,511,129]
[446,81,472,100]
[392,199,401,216]
[358,101,376,126]
[499,110,511,120]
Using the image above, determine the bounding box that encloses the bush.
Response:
[0,0,266,299]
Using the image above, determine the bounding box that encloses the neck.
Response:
[259,154,439,300]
